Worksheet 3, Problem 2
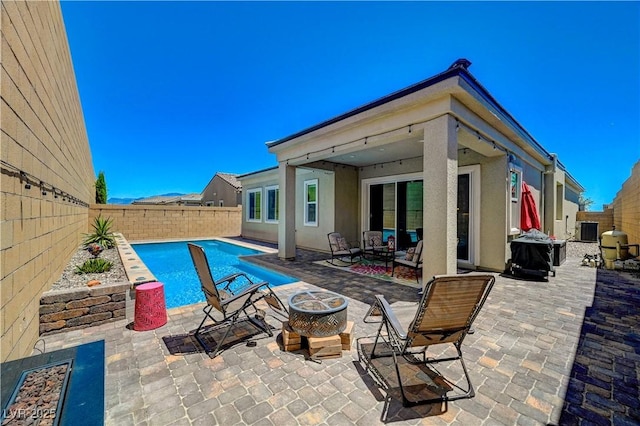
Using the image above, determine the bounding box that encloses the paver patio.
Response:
[36,247,639,425]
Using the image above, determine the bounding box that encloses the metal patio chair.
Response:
[187,243,287,357]
[361,273,495,407]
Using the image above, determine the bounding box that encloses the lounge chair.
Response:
[327,232,362,266]
[187,243,287,357]
[362,230,386,258]
[362,273,495,407]
[391,240,423,284]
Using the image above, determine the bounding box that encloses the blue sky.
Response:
[61,1,639,208]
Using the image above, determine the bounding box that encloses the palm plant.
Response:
[83,215,116,249]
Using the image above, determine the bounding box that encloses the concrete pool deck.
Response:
[36,245,640,425]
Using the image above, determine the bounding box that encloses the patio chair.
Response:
[187,243,288,357]
[363,273,495,407]
[327,232,362,266]
[391,240,424,284]
[362,230,386,258]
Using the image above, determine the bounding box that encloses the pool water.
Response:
[131,240,296,309]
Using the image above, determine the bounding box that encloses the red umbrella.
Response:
[521,181,541,232]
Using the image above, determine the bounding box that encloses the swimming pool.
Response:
[131,240,297,309]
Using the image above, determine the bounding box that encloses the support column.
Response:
[422,115,459,281]
[278,162,296,260]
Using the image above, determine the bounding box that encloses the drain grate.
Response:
[1,359,72,426]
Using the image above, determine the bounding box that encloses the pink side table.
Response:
[134,281,167,331]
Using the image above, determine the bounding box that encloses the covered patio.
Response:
[32,245,639,425]
[243,59,583,281]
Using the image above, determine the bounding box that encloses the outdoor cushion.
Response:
[370,234,383,247]
[405,247,415,260]
[337,237,350,251]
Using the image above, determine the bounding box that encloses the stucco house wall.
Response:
[241,60,583,276]
[240,170,279,243]
[1,1,94,361]
[201,173,242,207]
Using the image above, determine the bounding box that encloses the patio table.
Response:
[288,290,348,337]
[371,246,396,270]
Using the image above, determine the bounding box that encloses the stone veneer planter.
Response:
[39,282,129,335]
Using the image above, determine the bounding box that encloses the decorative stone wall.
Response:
[39,283,129,335]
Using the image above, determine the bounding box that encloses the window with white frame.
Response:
[265,185,279,223]
[304,179,318,226]
[247,188,262,222]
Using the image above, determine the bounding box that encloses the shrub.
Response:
[95,171,107,204]
[75,258,113,274]
[84,215,115,249]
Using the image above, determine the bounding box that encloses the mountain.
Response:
[107,197,140,205]
[107,193,186,205]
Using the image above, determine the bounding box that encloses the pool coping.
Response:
[124,236,301,304]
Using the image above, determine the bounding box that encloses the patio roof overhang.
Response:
[265,59,584,191]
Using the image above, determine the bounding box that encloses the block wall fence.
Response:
[1,2,95,362]
[88,205,242,241]
[612,160,640,244]
[576,160,640,244]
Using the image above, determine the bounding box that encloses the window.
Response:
[218,200,224,207]
[304,179,318,226]
[509,166,522,234]
[247,188,262,222]
[265,185,279,223]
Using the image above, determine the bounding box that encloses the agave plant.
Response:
[75,258,113,274]
[83,215,116,249]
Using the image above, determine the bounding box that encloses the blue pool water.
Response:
[131,240,296,309]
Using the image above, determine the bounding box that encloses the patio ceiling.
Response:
[308,126,503,168]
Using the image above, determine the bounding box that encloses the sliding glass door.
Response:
[365,175,423,250]
[457,165,480,265]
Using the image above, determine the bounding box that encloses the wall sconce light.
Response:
[21,171,31,189]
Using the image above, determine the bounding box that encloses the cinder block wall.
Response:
[612,161,640,244]
[88,205,242,241]
[1,2,94,361]
[576,210,614,236]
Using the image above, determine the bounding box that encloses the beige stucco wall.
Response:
[240,165,357,253]
[612,160,640,243]
[240,172,280,243]
[1,1,95,361]
[89,205,241,242]
[460,152,509,271]
[295,168,335,250]
[201,175,241,207]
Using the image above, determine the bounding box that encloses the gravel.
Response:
[51,245,127,291]
[565,240,600,260]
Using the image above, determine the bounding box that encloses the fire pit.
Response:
[2,360,72,425]
[1,341,105,426]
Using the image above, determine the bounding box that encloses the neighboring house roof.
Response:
[237,166,279,180]
[133,193,202,205]
[217,173,242,190]
[266,58,583,191]
[202,172,242,193]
